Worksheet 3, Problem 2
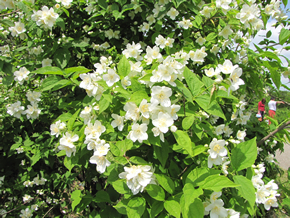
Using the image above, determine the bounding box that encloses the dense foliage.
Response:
[1,0,290,217]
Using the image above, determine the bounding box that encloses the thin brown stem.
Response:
[0,9,20,17]
[257,120,290,146]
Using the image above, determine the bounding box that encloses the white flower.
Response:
[56,0,73,7]
[219,25,233,39]
[152,112,174,133]
[89,155,111,173]
[151,86,172,107]
[93,142,110,157]
[139,99,151,119]
[208,138,227,159]
[215,124,225,135]
[222,160,230,175]
[252,175,264,188]
[167,7,179,19]
[178,18,192,29]
[208,155,223,168]
[223,126,233,137]
[201,6,214,18]
[103,68,120,87]
[170,125,177,132]
[9,22,26,37]
[229,68,244,91]
[265,154,275,163]
[124,102,140,121]
[111,114,124,131]
[26,91,41,103]
[122,42,142,59]
[205,199,228,218]
[217,59,238,75]
[128,123,148,143]
[59,132,79,157]
[14,67,30,85]
[256,185,270,204]
[237,130,246,141]
[196,37,206,46]
[25,103,41,119]
[50,120,66,137]
[226,209,240,218]
[264,197,278,210]
[20,207,33,218]
[7,101,25,118]
[42,58,52,67]
[119,165,155,195]
[205,68,218,77]
[155,35,167,49]
[85,120,106,141]
[23,194,33,203]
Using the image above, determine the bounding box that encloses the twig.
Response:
[1,202,27,216]
[178,166,188,178]
[42,205,56,218]
[257,120,290,146]
[0,9,20,17]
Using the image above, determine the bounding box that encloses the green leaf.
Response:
[129,156,148,165]
[114,199,129,215]
[51,79,72,91]
[182,115,195,130]
[231,137,257,172]
[146,184,165,201]
[180,190,204,218]
[150,201,164,218]
[233,175,256,208]
[71,190,82,211]
[173,0,187,8]
[64,156,74,172]
[155,174,175,194]
[260,51,281,63]
[114,198,130,215]
[153,144,169,167]
[206,32,217,41]
[270,70,281,90]
[98,0,108,9]
[173,130,193,156]
[118,55,131,77]
[279,28,290,45]
[30,152,41,166]
[116,139,133,156]
[175,80,193,102]
[192,145,207,157]
[99,96,110,114]
[164,200,181,218]
[195,95,226,119]
[129,90,149,105]
[200,175,239,191]
[94,190,111,203]
[112,180,130,194]
[127,197,146,218]
[67,109,81,131]
[40,75,63,91]
[54,48,71,69]
[56,17,65,31]
[33,66,63,75]
[183,67,204,97]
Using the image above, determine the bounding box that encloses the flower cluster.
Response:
[14,67,30,85]
[31,6,59,29]
[59,132,79,157]
[23,175,47,187]
[8,22,26,38]
[119,165,156,195]
[252,163,279,210]
[204,192,242,217]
